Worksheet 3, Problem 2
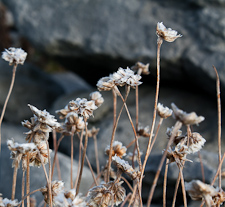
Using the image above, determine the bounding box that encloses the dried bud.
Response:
[137,124,150,137]
[157,103,173,119]
[171,103,205,125]
[85,127,100,138]
[185,180,225,207]
[105,141,127,158]
[131,62,150,75]
[156,22,182,42]
[89,91,104,107]
[2,47,27,65]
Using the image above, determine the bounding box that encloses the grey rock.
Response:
[0,59,64,123]
[3,0,225,97]
[0,143,95,205]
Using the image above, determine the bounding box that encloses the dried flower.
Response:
[166,127,185,146]
[137,124,150,137]
[185,132,206,154]
[156,22,182,42]
[85,127,100,138]
[64,190,86,207]
[0,198,19,207]
[97,76,115,91]
[105,141,127,158]
[65,112,86,133]
[185,180,225,207]
[171,103,205,125]
[89,91,104,107]
[112,67,142,88]
[112,155,138,180]
[41,181,64,205]
[164,143,192,167]
[157,103,173,119]
[2,47,27,65]
[131,62,150,75]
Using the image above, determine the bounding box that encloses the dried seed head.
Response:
[156,22,182,43]
[166,127,185,146]
[185,180,225,207]
[2,47,27,65]
[89,91,104,107]
[112,155,138,180]
[85,127,100,138]
[137,124,150,137]
[105,141,127,158]
[157,103,173,119]
[131,62,150,75]
[171,103,205,125]
[112,67,142,88]
[63,189,86,207]
[41,181,64,205]
[185,132,206,154]
[0,198,19,207]
[97,76,115,91]
[86,184,112,207]
[64,112,86,133]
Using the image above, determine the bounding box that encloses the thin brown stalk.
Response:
[18,188,42,207]
[51,134,64,179]
[135,85,139,132]
[71,133,74,189]
[172,171,181,207]
[126,136,141,149]
[46,142,52,207]
[128,184,137,207]
[115,87,142,173]
[140,39,163,188]
[26,154,30,207]
[76,118,88,195]
[163,159,169,207]
[22,171,25,207]
[0,64,18,153]
[11,162,19,200]
[147,121,182,207]
[112,89,117,128]
[212,152,225,186]
[121,176,134,192]
[120,193,132,207]
[106,86,130,182]
[179,165,187,207]
[74,131,84,189]
[213,65,222,189]
[93,134,100,176]
[198,151,205,183]
[52,130,61,180]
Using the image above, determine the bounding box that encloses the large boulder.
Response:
[2,0,225,97]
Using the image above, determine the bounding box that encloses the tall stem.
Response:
[213,65,222,189]
[179,166,187,207]
[76,118,88,195]
[46,142,52,207]
[26,154,30,207]
[163,159,169,207]
[0,64,18,154]
[22,170,25,207]
[135,85,139,132]
[71,133,74,189]
[11,162,19,200]
[112,89,117,128]
[93,135,100,176]
[140,39,163,187]
[52,130,61,180]
[147,121,182,207]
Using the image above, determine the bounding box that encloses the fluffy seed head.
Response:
[157,103,173,119]
[89,91,104,107]
[97,76,115,91]
[105,141,127,158]
[2,47,27,65]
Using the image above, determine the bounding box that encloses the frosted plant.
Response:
[157,103,173,119]
[137,124,150,137]
[171,103,205,125]
[156,22,182,42]
[185,180,225,207]
[2,47,27,65]
[105,141,127,158]
[185,132,206,154]
[112,67,142,88]
[97,76,115,91]
[0,198,19,207]
[89,91,104,107]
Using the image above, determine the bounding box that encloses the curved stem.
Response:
[18,188,42,207]
[140,40,162,188]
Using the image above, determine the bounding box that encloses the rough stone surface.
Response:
[0,59,64,123]
[0,143,95,205]
[3,0,225,97]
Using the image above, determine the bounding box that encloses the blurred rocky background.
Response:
[0,0,225,206]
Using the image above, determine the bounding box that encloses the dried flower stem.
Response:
[116,86,142,172]
[22,171,25,207]
[128,184,137,207]
[18,188,42,207]
[213,65,222,189]
[120,193,132,207]
[121,176,133,192]
[140,39,163,188]
[76,118,88,195]
[147,121,182,207]
[0,64,18,154]
[11,162,19,200]
[112,89,117,128]
[135,85,139,132]
[26,153,30,207]
[71,133,74,189]
[51,135,64,178]
[93,134,100,176]
[46,142,53,207]
[198,151,205,183]
[178,165,187,207]
[171,172,181,207]
[163,159,169,207]
[106,86,129,182]
[52,130,61,180]
[38,151,49,183]
[212,152,225,186]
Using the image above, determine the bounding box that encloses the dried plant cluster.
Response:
[0,22,224,207]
